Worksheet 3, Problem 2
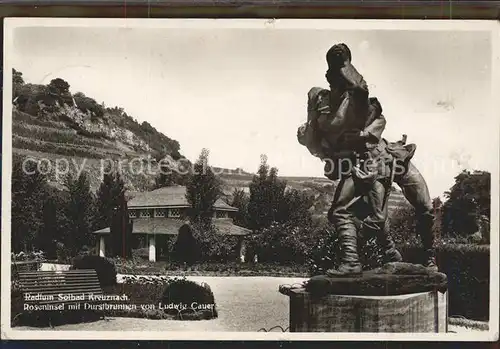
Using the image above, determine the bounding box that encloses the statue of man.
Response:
[298,43,438,274]
[299,44,400,276]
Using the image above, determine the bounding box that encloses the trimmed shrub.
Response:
[160,277,217,320]
[171,224,200,265]
[71,255,117,287]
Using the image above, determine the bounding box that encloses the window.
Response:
[216,211,228,219]
[154,209,166,218]
[139,210,151,218]
[129,210,137,218]
[169,208,181,218]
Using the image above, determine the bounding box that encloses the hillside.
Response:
[11,69,409,215]
[11,68,187,191]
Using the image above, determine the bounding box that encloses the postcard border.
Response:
[2,18,499,341]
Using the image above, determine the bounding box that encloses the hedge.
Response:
[398,243,489,321]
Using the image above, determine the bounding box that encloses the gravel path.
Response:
[15,275,487,333]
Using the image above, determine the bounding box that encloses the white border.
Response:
[2,18,499,341]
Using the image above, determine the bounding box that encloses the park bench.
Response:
[17,269,105,326]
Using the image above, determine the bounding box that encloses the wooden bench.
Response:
[17,269,105,325]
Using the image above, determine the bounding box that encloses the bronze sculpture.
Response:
[297,43,438,275]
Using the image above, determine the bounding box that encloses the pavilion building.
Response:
[92,186,251,262]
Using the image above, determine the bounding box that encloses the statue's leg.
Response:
[377,218,403,264]
[361,179,388,234]
[327,176,362,276]
[361,179,403,264]
[394,161,438,271]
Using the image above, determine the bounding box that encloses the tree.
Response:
[185,148,221,225]
[279,189,314,227]
[95,169,125,231]
[38,186,70,259]
[247,155,287,230]
[12,68,24,102]
[74,91,104,118]
[154,158,189,189]
[48,78,70,95]
[230,188,250,228]
[64,172,96,254]
[442,170,490,237]
[94,168,132,257]
[109,188,133,258]
[48,78,73,106]
[11,157,47,252]
[432,197,444,240]
[267,167,287,222]
[15,83,51,115]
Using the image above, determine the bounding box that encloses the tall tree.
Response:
[11,157,47,252]
[38,186,70,259]
[247,155,287,230]
[185,148,221,226]
[94,168,132,257]
[248,155,271,230]
[279,189,314,226]
[432,196,444,240]
[267,167,287,222]
[95,168,125,231]
[109,187,133,258]
[442,170,490,237]
[12,68,25,102]
[230,188,250,228]
[64,171,96,254]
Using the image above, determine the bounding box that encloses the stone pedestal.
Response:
[279,262,448,333]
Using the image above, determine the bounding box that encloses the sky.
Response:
[10,23,498,198]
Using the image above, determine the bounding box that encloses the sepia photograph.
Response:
[1,18,498,341]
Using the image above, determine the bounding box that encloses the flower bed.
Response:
[103,276,217,320]
[11,275,218,326]
[113,258,309,277]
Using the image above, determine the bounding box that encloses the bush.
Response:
[71,255,117,287]
[192,223,239,263]
[11,250,46,262]
[398,243,489,321]
[160,277,217,320]
[56,241,71,263]
[171,224,200,265]
[132,247,150,260]
[388,205,419,245]
[248,221,326,265]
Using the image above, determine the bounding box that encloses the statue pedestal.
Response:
[279,262,448,333]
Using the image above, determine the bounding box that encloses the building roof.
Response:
[93,217,250,236]
[127,186,238,211]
